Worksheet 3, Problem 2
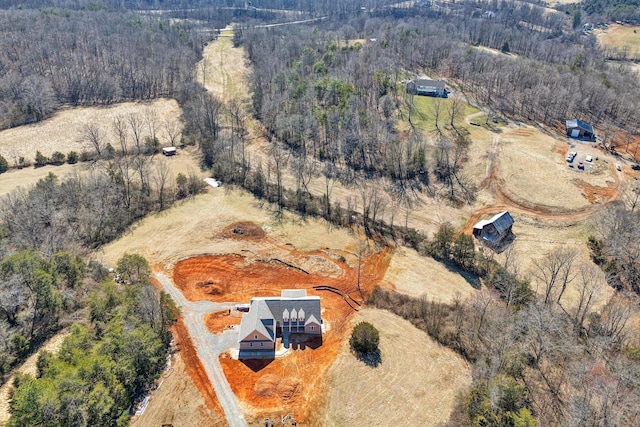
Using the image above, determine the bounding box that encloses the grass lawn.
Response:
[399,93,480,133]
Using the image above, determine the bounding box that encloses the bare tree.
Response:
[81,123,105,158]
[532,246,579,305]
[569,263,603,335]
[448,96,465,128]
[164,118,182,147]
[430,97,442,130]
[128,113,145,155]
[112,115,129,155]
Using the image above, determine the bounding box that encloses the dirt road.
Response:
[155,273,248,427]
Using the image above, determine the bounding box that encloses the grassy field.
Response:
[598,24,640,58]
[321,308,471,426]
[100,187,359,269]
[0,145,204,200]
[130,352,225,427]
[197,29,249,103]
[382,246,478,303]
[399,93,480,133]
[0,98,182,164]
[497,127,617,209]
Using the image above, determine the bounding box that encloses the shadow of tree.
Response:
[355,349,382,367]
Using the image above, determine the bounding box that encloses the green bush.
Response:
[350,321,380,354]
[0,154,8,173]
[51,151,65,164]
[67,151,79,164]
[34,151,48,167]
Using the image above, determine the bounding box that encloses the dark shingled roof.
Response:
[566,119,594,135]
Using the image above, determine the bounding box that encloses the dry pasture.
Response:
[0,98,182,162]
[0,144,204,202]
[0,163,82,198]
[100,187,359,270]
[598,24,640,58]
[497,127,617,209]
[320,308,471,427]
[382,246,478,303]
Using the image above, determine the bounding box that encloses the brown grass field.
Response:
[320,308,471,427]
[0,98,182,162]
[0,144,204,200]
[598,24,640,58]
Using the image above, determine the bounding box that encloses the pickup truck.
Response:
[566,151,577,162]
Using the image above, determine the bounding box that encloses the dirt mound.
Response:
[254,374,280,398]
[276,377,300,400]
[204,310,241,335]
[223,221,266,240]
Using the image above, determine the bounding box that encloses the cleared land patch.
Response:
[382,246,478,303]
[0,163,82,198]
[496,127,618,210]
[598,24,640,58]
[0,98,182,162]
[320,308,471,427]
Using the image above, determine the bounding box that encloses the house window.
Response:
[310,326,315,331]
[254,334,258,340]
[260,342,264,347]
[250,343,253,347]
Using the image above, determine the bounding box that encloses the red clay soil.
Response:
[572,179,618,204]
[172,318,226,419]
[222,221,266,240]
[204,310,241,335]
[172,244,392,424]
[219,308,347,424]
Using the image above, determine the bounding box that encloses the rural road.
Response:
[155,273,248,427]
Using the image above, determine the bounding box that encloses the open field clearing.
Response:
[131,349,226,427]
[321,308,471,427]
[382,246,478,303]
[0,145,203,199]
[399,93,481,132]
[496,127,619,209]
[0,163,82,197]
[598,24,640,58]
[100,188,358,269]
[0,98,182,162]
[0,330,70,424]
[543,0,579,6]
[197,29,250,103]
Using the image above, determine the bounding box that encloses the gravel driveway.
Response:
[155,273,248,427]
